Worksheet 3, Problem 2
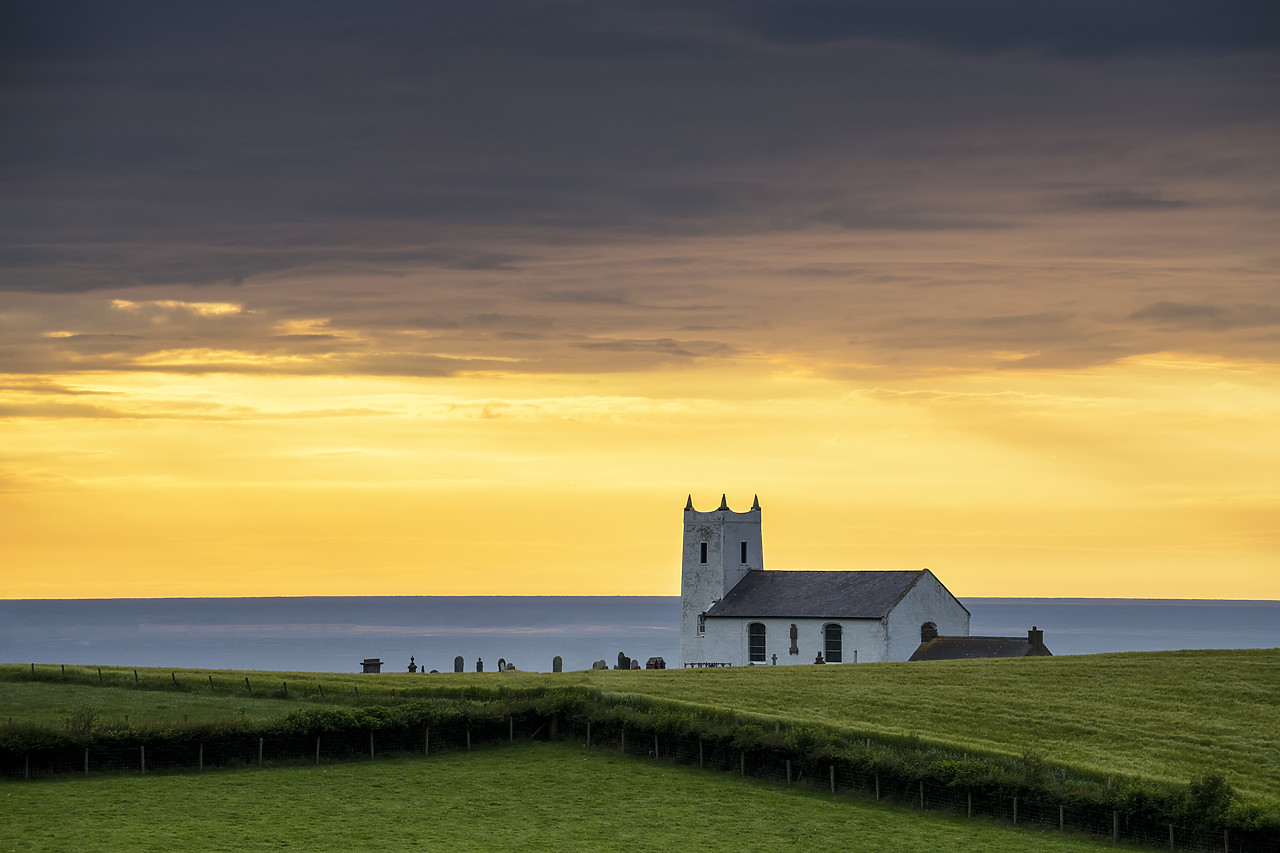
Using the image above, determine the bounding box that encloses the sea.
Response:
[1,597,1277,675]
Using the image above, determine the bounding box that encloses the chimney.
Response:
[920,622,938,642]
[1028,626,1044,646]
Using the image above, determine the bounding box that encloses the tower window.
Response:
[697,612,706,635]
[700,542,708,563]
[824,623,843,663]
[748,622,766,663]
[740,541,747,564]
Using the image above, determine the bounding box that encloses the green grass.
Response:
[5,649,1277,801]
[0,741,1112,853]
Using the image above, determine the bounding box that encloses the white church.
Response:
[680,494,971,667]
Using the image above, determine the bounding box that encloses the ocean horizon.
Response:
[2,596,1277,675]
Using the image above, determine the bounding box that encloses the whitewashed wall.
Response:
[883,570,970,661]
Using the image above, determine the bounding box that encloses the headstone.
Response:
[630,659,640,670]
[645,657,666,670]
[771,653,777,666]
[454,656,464,673]
[498,658,506,671]
[505,663,516,671]
[813,652,826,664]
[360,658,383,673]
[592,659,608,670]
[407,656,417,673]
[476,658,484,672]
[616,652,631,671]
[552,655,563,673]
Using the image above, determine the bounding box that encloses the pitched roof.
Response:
[909,636,1053,661]
[704,570,924,620]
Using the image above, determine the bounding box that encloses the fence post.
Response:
[586,722,591,748]
[199,742,204,772]
[919,780,924,809]
[786,760,792,785]
[829,764,835,794]
[1224,828,1229,853]
[24,752,29,780]
[466,727,471,751]
[509,717,513,744]
[98,667,103,682]
[740,750,745,776]
[171,672,177,686]
[315,736,320,765]
[699,741,704,769]
[208,675,214,691]
[245,677,252,694]
[621,728,626,754]
[1013,796,1017,825]
[259,737,264,768]
[84,747,89,776]
[1167,825,1173,851]
[370,731,375,760]
[968,791,972,819]
[425,727,430,757]
[653,734,659,760]
[1059,804,1064,832]
[141,745,146,775]
[1112,811,1119,844]
[875,774,880,802]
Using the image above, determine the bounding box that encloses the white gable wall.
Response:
[883,570,970,662]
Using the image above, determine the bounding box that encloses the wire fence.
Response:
[3,715,1276,853]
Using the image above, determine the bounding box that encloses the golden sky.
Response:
[2,4,1278,599]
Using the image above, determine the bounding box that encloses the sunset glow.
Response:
[2,3,1277,599]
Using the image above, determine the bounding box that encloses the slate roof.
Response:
[909,636,1053,661]
[704,570,926,620]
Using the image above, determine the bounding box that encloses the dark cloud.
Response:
[1052,189,1193,211]
[1129,302,1280,330]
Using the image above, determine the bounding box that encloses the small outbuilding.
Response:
[909,625,1053,661]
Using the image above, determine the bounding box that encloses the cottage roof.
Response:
[704,569,925,620]
[909,636,1053,661]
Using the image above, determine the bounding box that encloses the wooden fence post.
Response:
[24,752,29,780]
[171,672,177,686]
[653,734,659,760]
[1012,797,1017,825]
[84,747,89,776]
[1167,825,1174,851]
[968,791,972,819]
[259,737,264,768]
[199,743,204,772]
[829,764,835,794]
[370,731,375,760]
[245,677,251,694]
[140,745,146,775]
[98,667,103,682]
[315,736,320,765]
[919,780,924,809]
[586,722,591,748]
[621,728,625,754]
[208,675,214,691]
[875,774,880,802]
[739,749,745,776]
[1112,811,1119,844]
[699,741,704,769]
[1059,804,1064,832]
[509,717,513,744]
[786,760,792,785]
[425,727,430,757]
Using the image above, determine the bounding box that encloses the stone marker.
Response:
[407,656,417,673]
[454,656,464,673]
[552,655,563,673]
[476,657,484,672]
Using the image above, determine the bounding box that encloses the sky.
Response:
[2,1,1278,600]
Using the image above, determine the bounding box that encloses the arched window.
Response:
[823,623,843,663]
[747,623,766,663]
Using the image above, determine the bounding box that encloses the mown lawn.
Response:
[0,742,1111,853]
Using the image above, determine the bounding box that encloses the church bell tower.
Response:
[679,494,763,665]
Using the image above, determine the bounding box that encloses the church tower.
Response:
[679,494,763,665]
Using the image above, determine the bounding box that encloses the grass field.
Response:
[0,741,1113,853]
[5,649,1275,802]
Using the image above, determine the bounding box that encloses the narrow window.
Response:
[700,542,708,564]
[748,623,766,663]
[740,541,748,564]
[697,612,706,635]
[824,623,843,663]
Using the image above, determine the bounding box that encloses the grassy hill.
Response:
[3,648,1276,801]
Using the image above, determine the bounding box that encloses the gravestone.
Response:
[407,656,417,674]
[592,659,608,670]
[454,656,464,673]
[813,652,826,664]
[552,656,563,673]
[645,657,665,670]
[630,659,640,670]
[498,658,506,672]
[616,652,631,671]
[476,658,484,673]
[361,658,383,673]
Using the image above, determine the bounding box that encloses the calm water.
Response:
[1,597,1276,674]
